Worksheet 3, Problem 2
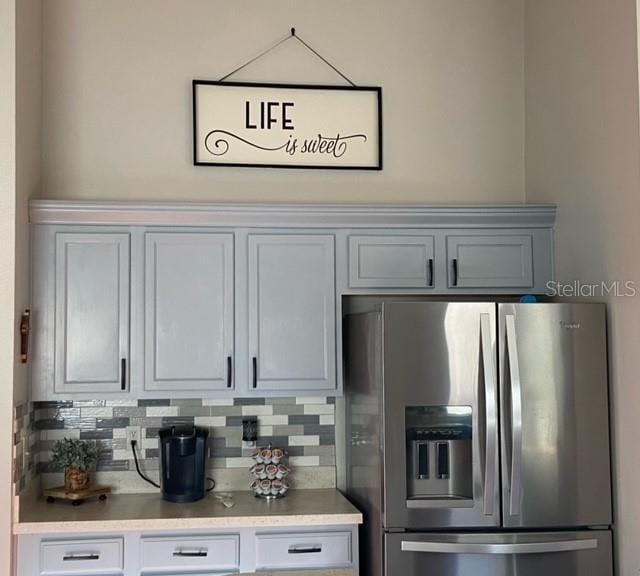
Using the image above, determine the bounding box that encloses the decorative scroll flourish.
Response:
[205,130,367,159]
[205,130,288,156]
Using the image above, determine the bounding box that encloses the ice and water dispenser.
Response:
[405,406,473,502]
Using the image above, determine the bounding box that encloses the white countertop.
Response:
[14,489,362,535]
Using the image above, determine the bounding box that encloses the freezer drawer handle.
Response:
[505,314,523,516]
[401,539,598,555]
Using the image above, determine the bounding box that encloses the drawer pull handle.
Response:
[288,545,323,554]
[63,553,100,561]
[173,549,208,557]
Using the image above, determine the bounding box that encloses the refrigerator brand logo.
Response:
[560,321,581,330]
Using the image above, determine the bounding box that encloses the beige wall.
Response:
[41,0,525,203]
[525,1,640,574]
[0,0,17,572]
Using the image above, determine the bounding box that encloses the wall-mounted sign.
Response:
[193,81,382,170]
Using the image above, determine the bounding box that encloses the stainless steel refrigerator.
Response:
[344,302,612,576]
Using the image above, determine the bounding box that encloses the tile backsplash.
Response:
[12,401,37,494]
[31,397,336,492]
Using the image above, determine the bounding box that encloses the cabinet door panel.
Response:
[348,235,435,288]
[144,233,234,391]
[54,233,130,393]
[447,235,533,289]
[249,235,336,391]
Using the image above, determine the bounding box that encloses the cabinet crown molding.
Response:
[30,200,557,229]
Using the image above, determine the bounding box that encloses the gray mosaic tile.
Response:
[80,429,114,440]
[208,427,241,440]
[145,449,159,459]
[62,418,98,430]
[96,418,130,429]
[303,445,336,457]
[272,425,305,436]
[286,446,305,457]
[34,408,58,420]
[113,438,127,450]
[33,419,64,430]
[138,399,171,407]
[225,416,244,427]
[210,406,242,416]
[265,397,297,405]
[273,404,304,416]
[145,427,161,438]
[97,459,130,471]
[234,398,266,406]
[301,424,335,436]
[33,401,73,409]
[170,399,204,407]
[327,397,336,404]
[161,417,195,427]
[255,435,289,447]
[72,400,108,407]
[114,407,146,418]
[319,435,335,446]
[139,459,159,470]
[132,417,162,429]
[211,447,242,458]
[289,415,320,425]
[178,406,210,417]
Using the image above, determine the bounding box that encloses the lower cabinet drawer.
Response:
[40,537,124,575]
[255,531,352,570]
[140,534,240,573]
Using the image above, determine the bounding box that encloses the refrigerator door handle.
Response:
[505,314,523,516]
[400,539,598,555]
[480,313,497,516]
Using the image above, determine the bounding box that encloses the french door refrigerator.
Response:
[344,302,612,576]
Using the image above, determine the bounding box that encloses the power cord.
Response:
[131,440,160,489]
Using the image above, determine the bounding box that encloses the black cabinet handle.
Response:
[252,357,257,389]
[63,553,100,561]
[121,358,126,391]
[452,258,459,287]
[428,258,434,287]
[173,549,208,557]
[288,546,322,554]
[227,356,233,388]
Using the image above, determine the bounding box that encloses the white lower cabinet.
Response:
[17,525,359,575]
[39,537,124,576]
[140,534,240,573]
[255,530,353,571]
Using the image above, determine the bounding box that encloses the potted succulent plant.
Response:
[51,438,99,492]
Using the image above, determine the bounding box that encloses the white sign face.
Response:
[193,81,382,169]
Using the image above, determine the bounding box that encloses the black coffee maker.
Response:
[158,426,209,503]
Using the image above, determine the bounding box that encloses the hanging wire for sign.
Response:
[219,27,357,87]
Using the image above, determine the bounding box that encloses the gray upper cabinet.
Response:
[348,235,435,288]
[144,233,234,392]
[54,233,130,393]
[446,234,534,289]
[248,234,336,391]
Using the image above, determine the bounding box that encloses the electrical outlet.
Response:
[126,426,141,447]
